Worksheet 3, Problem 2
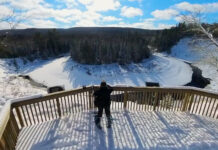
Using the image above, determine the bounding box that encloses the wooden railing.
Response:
[0,86,218,149]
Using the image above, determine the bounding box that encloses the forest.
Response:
[0,23,216,64]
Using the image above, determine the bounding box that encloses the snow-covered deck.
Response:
[16,110,218,150]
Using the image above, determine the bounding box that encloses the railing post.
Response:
[0,138,5,150]
[124,91,128,109]
[89,90,93,109]
[153,92,158,111]
[56,98,61,117]
[188,94,194,111]
[14,107,24,128]
[182,93,190,111]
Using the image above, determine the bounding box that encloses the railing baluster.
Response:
[33,103,39,123]
[191,94,198,113]
[202,96,209,116]
[142,91,146,111]
[86,91,89,110]
[173,92,179,111]
[195,95,201,114]
[209,98,216,117]
[75,93,79,112]
[24,105,32,126]
[29,104,36,124]
[177,92,183,111]
[198,96,205,115]
[45,101,51,120]
[40,101,47,121]
[48,99,54,119]
[71,95,75,113]
[73,94,76,113]
[37,103,43,122]
[65,96,69,114]
[205,97,212,117]
[212,103,218,119]
[14,107,24,128]
[67,95,72,114]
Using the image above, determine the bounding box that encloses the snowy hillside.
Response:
[171,37,218,92]
[0,59,47,111]
[24,53,192,89]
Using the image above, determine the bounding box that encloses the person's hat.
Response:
[100,80,106,87]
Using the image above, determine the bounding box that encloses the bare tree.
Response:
[180,10,218,70]
[181,10,218,47]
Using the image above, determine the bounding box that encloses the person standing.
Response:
[94,81,113,129]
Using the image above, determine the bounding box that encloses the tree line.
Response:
[0,25,216,64]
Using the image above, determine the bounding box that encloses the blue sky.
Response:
[0,0,218,29]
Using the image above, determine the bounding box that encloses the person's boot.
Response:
[95,116,102,129]
[107,116,112,128]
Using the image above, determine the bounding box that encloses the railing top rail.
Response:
[10,86,218,108]
[11,87,90,107]
[0,101,11,139]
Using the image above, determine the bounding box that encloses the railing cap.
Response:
[11,94,44,104]
[0,101,11,139]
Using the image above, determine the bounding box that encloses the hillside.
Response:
[0,26,184,64]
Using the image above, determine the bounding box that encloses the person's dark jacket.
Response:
[94,85,113,107]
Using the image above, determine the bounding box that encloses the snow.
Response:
[0,59,47,111]
[20,53,192,89]
[0,52,193,111]
[171,37,218,92]
[16,110,218,150]
[171,38,206,62]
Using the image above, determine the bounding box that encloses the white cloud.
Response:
[121,6,143,18]
[16,22,33,29]
[150,2,218,23]
[175,2,204,13]
[73,10,102,26]
[157,23,174,29]
[78,0,120,12]
[75,19,98,27]
[77,0,92,5]
[105,22,154,29]
[105,18,172,29]
[102,16,122,22]
[59,0,78,8]
[175,2,218,13]
[151,9,179,20]
[30,19,57,28]
[0,21,11,29]
[8,0,45,10]
[0,5,13,19]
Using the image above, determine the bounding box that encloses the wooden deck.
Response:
[1,86,218,150]
[16,110,218,150]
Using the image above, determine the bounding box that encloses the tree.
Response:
[181,11,218,47]
[0,1,29,102]
[180,10,218,70]
[0,1,25,57]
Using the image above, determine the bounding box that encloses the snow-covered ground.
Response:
[0,59,46,110]
[171,37,218,92]
[0,53,192,111]
[25,53,192,89]
[16,110,218,150]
